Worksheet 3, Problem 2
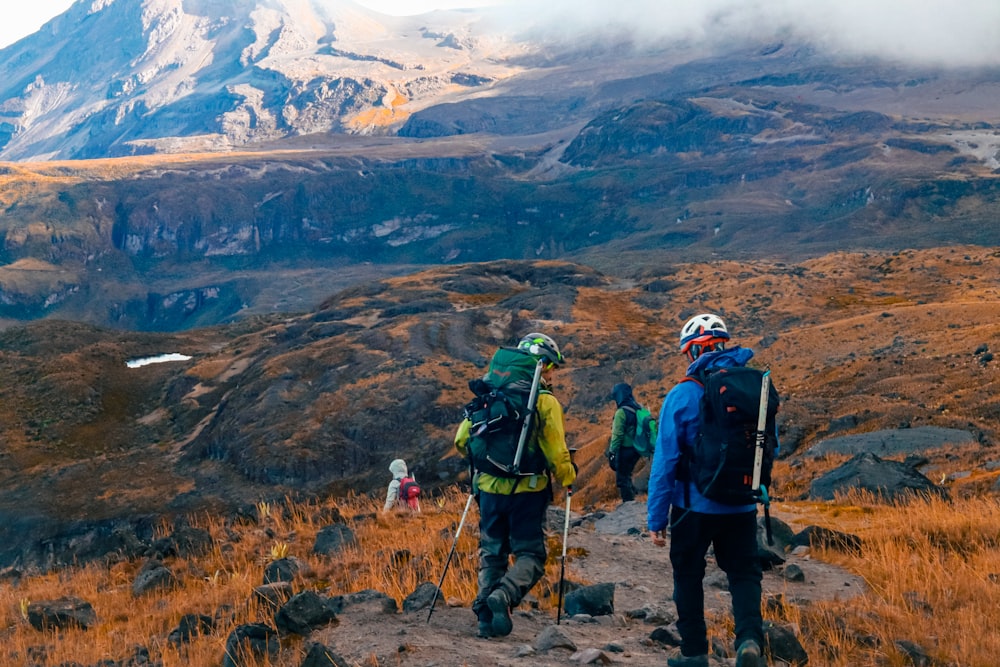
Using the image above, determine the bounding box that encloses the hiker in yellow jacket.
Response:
[455,333,577,638]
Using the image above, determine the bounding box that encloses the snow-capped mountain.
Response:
[0,0,525,160]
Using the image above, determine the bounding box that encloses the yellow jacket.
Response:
[455,391,577,494]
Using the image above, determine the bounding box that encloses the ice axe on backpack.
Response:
[427,491,476,623]
[752,369,774,546]
[556,447,576,625]
[508,358,546,476]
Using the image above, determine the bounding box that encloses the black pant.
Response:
[669,506,763,657]
[614,446,641,501]
[471,489,550,621]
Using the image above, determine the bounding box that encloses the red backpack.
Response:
[398,476,421,510]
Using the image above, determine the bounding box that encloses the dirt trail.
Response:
[312,501,865,666]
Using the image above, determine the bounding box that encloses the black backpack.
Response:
[682,365,780,505]
[462,347,548,479]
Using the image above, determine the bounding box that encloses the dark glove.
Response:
[606,449,618,471]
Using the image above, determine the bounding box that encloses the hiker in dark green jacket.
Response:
[607,382,642,502]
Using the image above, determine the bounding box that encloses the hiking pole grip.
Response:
[557,486,573,625]
[510,359,546,476]
[760,485,774,546]
[751,370,771,492]
[427,492,476,623]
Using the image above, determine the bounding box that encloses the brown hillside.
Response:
[0,246,997,567]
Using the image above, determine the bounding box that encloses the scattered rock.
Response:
[895,639,933,666]
[222,623,279,667]
[26,596,97,631]
[274,591,339,635]
[313,524,357,556]
[792,525,863,555]
[300,641,351,667]
[564,582,615,617]
[167,613,214,647]
[570,647,612,664]
[650,624,683,647]
[254,582,294,611]
[132,559,176,597]
[329,588,398,614]
[402,581,439,613]
[535,624,577,651]
[263,556,311,584]
[764,621,809,666]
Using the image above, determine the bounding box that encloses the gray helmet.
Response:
[517,332,564,366]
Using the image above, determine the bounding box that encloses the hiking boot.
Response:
[477,621,494,638]
[486,589,513,637]
[666,653,708,667]
[736,639,766,667]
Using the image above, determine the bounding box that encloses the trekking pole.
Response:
[556,484,573,625]
[751,369,774,546]
[427,492,476,623]
[556,447,577,625]
[509,359,546,476]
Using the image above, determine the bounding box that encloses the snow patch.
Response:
[126,353,193,368]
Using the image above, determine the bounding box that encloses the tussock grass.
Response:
[2,487,1000,665]
[794,491,1000,666]
[0,489,488,666]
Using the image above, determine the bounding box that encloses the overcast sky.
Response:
[3,0,999,67]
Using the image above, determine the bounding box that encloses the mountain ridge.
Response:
[1,247,997,570]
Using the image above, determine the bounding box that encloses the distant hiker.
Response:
[647,313,779,667]
[606,382,643,502]
[383,458,421,513]
[455,332,577,639]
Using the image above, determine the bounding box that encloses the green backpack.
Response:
[463,348,548,478]
[628,406,658,457]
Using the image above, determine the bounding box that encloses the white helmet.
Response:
[517,332,564,366]
[679,313,729,356]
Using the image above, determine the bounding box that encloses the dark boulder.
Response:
[808,452,949,502]
[222,623,279,667]
[564,582,615,617]
[26,596,97,631]
[274,591,339,635]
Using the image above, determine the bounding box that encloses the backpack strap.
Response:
[620,405,637,432]
[676,372,707,509]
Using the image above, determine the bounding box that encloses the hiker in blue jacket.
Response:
[647,313,775,667]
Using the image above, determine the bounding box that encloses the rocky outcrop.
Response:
[807,426,978,458]
[808,452,949,502]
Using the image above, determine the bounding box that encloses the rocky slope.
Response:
[1,247,997,569]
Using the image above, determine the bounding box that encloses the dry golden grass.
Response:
[1,482,1000,665]
[0,488,490,666]
[786,491,1000,667]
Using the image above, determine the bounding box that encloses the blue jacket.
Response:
[647,346,779,532]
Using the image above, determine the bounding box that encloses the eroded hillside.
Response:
[0,246,998,568]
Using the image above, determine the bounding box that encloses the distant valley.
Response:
[0,1,998,330]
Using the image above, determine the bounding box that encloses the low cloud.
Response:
[489,0,1000,68]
